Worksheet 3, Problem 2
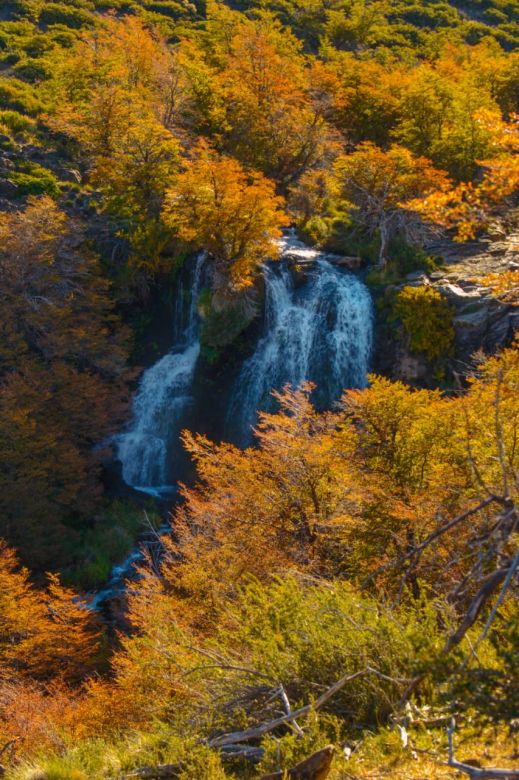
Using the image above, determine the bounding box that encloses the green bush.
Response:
[395,285,455,361]
[61,499,161,590]
[0,109,35,135]
[144,1,196,19]
[223,577,453,728]
[8,161,61,198]
[0,77,41,114]
[39,3,94,29]
[12,58,51,82]
[47,25,80,47]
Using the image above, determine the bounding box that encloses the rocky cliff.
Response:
[373,231,519,386]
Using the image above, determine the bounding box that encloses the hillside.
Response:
[0,1,518,779]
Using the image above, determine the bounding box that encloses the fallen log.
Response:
[258,745,335,780]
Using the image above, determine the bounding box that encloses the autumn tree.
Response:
[409,112,519,242]
[47,16,185,273]
[163,143,288,289]
[334,142,451,266]
[0,198,129,569]
[213,13,334,188]
[0,541,100,683]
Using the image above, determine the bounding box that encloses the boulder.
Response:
[405,270,429,282]
[331,255,363,270]
[0,178,18,197]
[437,283,481,300]
[453,300,512,356]
[392,345,429,385]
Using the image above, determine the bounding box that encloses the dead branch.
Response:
[259,745,335,780]
[209,670,366,748]
[462,547,519,665]
[279,684,305,737]
[447,719,519,779]
[0,739,18,760]
[443,565,512,654]
[208,668,386,749]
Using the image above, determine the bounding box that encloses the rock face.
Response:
[426,233,518,363]
[373,232,518,385]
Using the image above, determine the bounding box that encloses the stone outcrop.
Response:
[425,233,518,363]
[374,231,519,385]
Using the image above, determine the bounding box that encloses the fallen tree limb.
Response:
[208,669,367,749]
[448,720,519,779]
[259,745,335,780]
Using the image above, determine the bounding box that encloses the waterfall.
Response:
[113,234,373,486]
[94,237,373,608]
[227,232,373,444]
[114,253,205,496]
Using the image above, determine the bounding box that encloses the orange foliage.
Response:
[0,542,101,683]
[409,113,519,241]
[0,198,129,568]
[335,143,451,265]
[163,142,288,289]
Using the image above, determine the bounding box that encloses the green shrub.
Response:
[61,499,161,590]
[0,109,35,135]
[144,1,196,19]
[395,285,455,361]
[223,577,453,729]
[8,161,60,198]
[39,3,94,29]
[0,77,41,114]
[12,58,50,82]
[47,25,80,47]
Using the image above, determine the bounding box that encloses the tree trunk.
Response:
[378,218,390,269]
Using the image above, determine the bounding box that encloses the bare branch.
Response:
[447,719,519,779]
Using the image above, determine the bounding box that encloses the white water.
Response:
[114,253,205,495]
[227,232,373,444]
[94,236,373,608]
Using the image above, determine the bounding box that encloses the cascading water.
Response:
[114,253,205,496]
[94,236,373,607]
[226,231,373,444]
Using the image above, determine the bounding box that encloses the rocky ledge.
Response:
[425,232,518,360]
[376,230,519,385]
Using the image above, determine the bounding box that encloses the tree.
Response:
[0,198,129,569]
[0,541,101,683]
[163,143,288,289]
[334,142,451,266]
[47,16,186,273]
[216,14,333,188]
[395,285,455,361]
[408,113,519,241]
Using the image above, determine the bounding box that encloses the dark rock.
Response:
[405,270,429,282]
[331,255,363,270]
[0,178,18,197]
[454,300,512,357]
[392,345,429,385]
